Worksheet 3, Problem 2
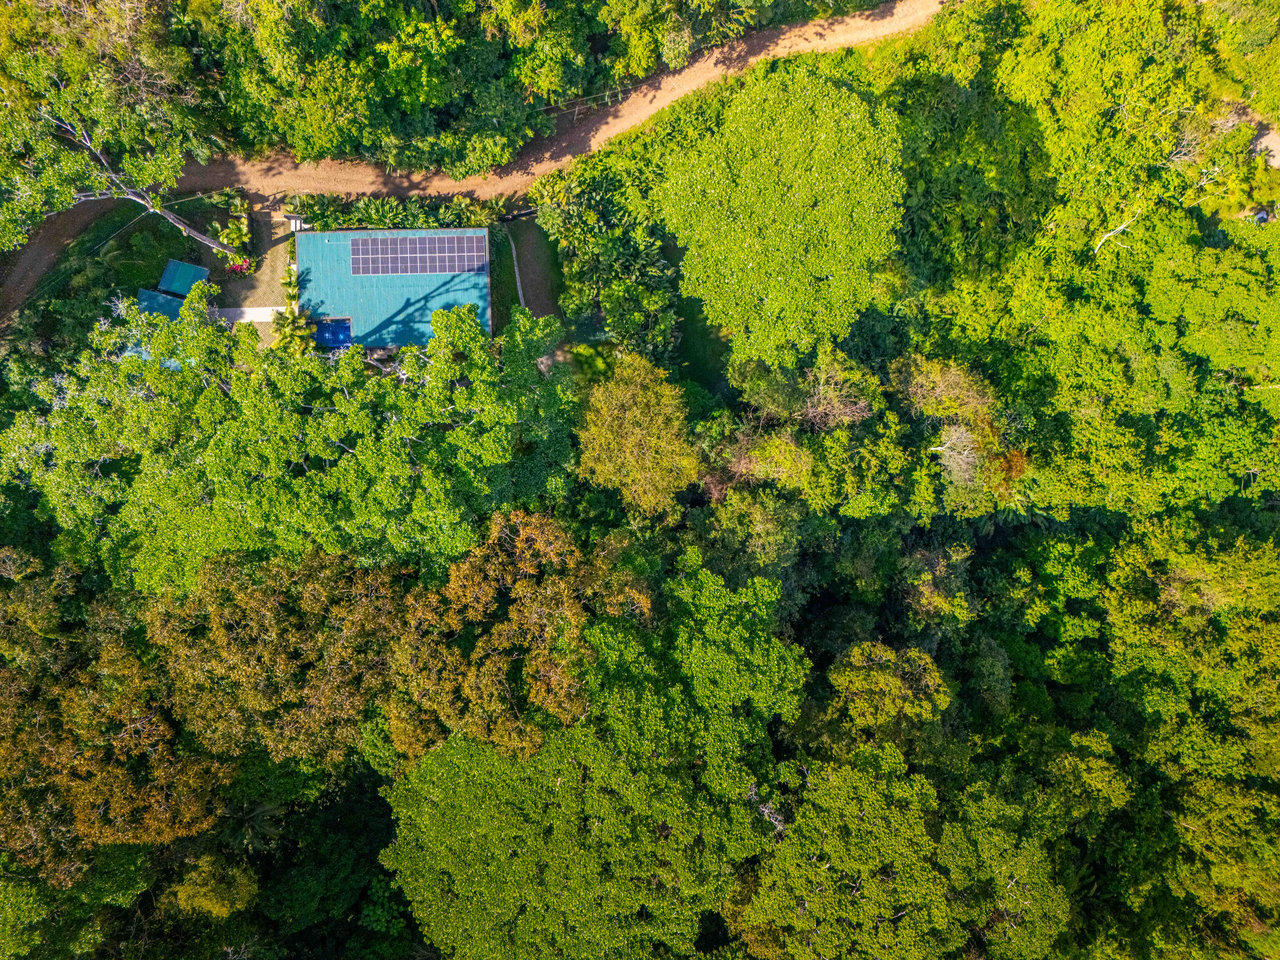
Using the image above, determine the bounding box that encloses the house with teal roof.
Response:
[295,228,491,349]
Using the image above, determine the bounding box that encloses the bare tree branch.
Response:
[1094,210,1142,256]
[41,107,238,256]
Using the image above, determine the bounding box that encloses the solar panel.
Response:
[350,234,489,276]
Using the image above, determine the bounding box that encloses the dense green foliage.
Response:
[4,1,1280,959]
[657,69,905,366]
[0,0,881,248]
[3,292,570,590]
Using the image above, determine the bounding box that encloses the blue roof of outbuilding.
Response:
[137,289,186,320]
[295,229,491,348]
[157,260,210,297]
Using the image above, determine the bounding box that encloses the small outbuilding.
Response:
[158,260,211,298]
[137,259,211,320]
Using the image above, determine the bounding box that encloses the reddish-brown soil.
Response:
[0,199,121,318]
[1255,127,1280,169]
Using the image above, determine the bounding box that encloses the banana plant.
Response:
[353,196,403,228]
[211,216,252,250]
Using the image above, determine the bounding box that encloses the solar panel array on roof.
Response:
[350,234,488,276]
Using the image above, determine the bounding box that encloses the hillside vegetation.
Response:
[3,1,1280,959]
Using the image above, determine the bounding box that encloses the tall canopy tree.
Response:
[144,553,406,764]
[658,66,906,367]
[0,552,228,887]
[731,747,963,960]
[385,510,651,759]
[0,2,232,254]
[383,729,763,960]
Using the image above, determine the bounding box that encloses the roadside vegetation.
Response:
[0,0,885,255]
[3,2,1280,960]
[0,193,238,376]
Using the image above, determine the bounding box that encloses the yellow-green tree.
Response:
[576,353,701,515]
[658,67,905,367]
[732,747,963,960]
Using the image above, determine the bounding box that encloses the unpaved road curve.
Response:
[0,199,121,318]
[1,0,943,316]
[178,0,945,204]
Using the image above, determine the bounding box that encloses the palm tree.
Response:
[270,304,316,358]
[281,267,300,303]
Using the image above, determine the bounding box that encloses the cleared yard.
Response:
[506,218,564,320]
[216,215,291,309]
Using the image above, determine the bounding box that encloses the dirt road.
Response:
[1256,127,1280,169]
[177,0,944,206]
[0,0,943,316]
[0,199,121,318]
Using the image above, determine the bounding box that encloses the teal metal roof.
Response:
[137,289,185,320]
[295,229,491,348]
[157,260,210,297]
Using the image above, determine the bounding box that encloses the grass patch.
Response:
[216,217,293,310]
[488,224,519,335]
[674,296,729,393]
[31,197,230,308]
[507,218,564,320]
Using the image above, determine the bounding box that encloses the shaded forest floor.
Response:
[506,219,564,322]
